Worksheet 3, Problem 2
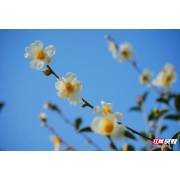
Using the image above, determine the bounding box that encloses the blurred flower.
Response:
[24,40,56,70]
[117,42,135,62]
[104,34,109,39]
[121,143,128,151]
[91,114,126,140]
[55,72,82,106]
[43,101,51,109]
[93,101,124,122]
[49,136,62,151]
[41,122,46,127]
[152,63,177,89]
[38,113,47,121]
[161,145,169,151]
[139,69,154,86]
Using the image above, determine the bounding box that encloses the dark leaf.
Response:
[158,109,169,117]
[78,127,92,133]
[74,118,82,130]
[0,103,4,111]
[124,131,137,140]
[170,131,180,150]
[175,94,180,112]
[127,145,135,151]
[51,105,58,111]
[148,111,155,121]
[129,106,141,112]
[164,114,180,121]
[160,126,167,133]
[168,93,176,101]
[152,148,161,151]
[142,91,149,102]
[156,97,168,104]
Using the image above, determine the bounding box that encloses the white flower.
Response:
[91,114,126,140]
[117,42,135,62]
[55,72,82,106]
[139,69,154,86]
[93,101,124,122]
[24,40,56,70]
[38,113,47,121]
[49,136,62,151]
[152,63,177,89]
[43,102,51,109]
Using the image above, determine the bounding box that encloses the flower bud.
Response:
[161,145,169,151]
[64,146,72,151]
[104,34,109,39]
[153,108,158,114]
[41,69,51,76]
[150,133,155,139]
[132,61,136,66]
[109,143,115,149]
[43,101,51,109]
[85,140,91,145]
[121,144,128,151]
[38,113,47,121]
[81,103,88,108]
[136,96,143,104]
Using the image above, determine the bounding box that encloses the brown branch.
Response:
[107,136,118,151]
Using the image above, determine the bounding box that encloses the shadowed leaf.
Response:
[158,109,168,117]
[152,148,161,151]
[160,126,167,133]
[124,131,137,140]
[170,131,180,150]
[164,114,180,120]
[78,127,92,133]
[74,118,82,130]
[175,94,180,112]
[129,106,141,111]
[0,103,4,111]
[142,91,149,102]
[156,97,168,104]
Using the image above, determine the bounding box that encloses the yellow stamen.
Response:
[121,50,130,59]
[165,75,171,82]
[142,75,148,83]
[109,43,116,51]
[54,137,61,145]
[65,82,74,97]
[102,108,112,115]
[103,118,114,133]
[35,50,45,60]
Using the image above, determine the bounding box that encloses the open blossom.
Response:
[91,114,126,140]
[55,72,82,106]
[139,69,154,86]
[117,42,135,62]
[49,136,62,151]
[38,113,47,121]
[24,40,56,70]
[93,101,124,122]
[152,63,177,89]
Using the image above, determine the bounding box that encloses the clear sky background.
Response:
[0,29,180,151]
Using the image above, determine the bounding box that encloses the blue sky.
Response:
[0,29,179,151]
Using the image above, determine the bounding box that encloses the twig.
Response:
[107,136,118,151]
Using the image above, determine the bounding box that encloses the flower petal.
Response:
[54,143,60,151]
[35,40,43,51]
[68,92,82,106]
[55,78,66,90]
[49,136,56,142]
[57,91,67,100]
[66,72,77,83]
[111,125,126,140]
[91,117,103,134]
[101,101,113,110]
[44,57,53,65]
[93,106,103,115]
[114,112,124,122]
[30,60,44,70]
[44,45,56,57]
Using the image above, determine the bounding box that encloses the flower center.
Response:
[165,75,171,82]
[109,43,116,51]
[35,50,45,60]
[65,82,74,96]
[142,75,148,83]
[54,137,61,144]
[103,118,114,133]
[121,50,129,59]
[102,108,112,115]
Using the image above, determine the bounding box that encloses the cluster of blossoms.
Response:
[105,36,177,89]
[25,40,126,150]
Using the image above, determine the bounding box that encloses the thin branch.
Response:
[107,136,118,151]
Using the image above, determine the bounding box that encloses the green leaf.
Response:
[140,132,148,142]
[124,131,137,140]
[160,126,167,133]
[170,131,180,150]
[158,109,169,117]
[175,94,180,112]
[51,105,58,111]
[129,106,141,111]
[74,118,82,130]
[156,97,168,104]
[78,127,92,133]
[142,91,149,102]
[164,114,180,120]
[152,148,161,151]
[127,145,135,151]
[168,93,176,101]
[0,103,4,111]
[148,111,155,121]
